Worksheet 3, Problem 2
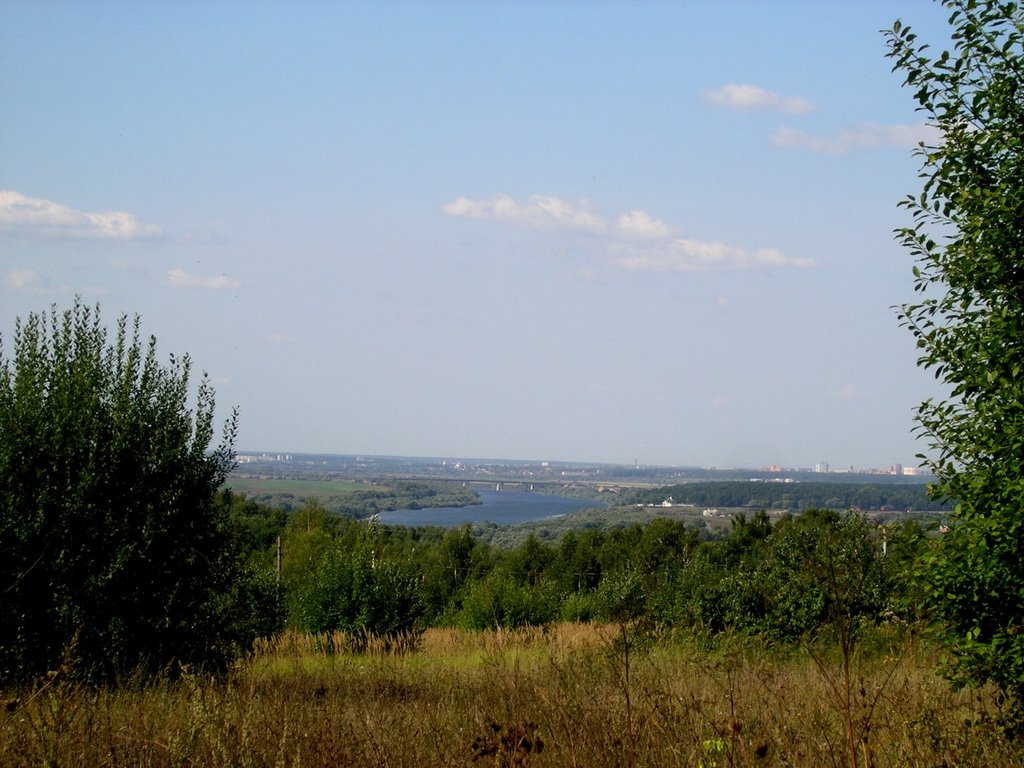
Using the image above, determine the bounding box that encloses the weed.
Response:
[0,624,1021,767]
[471,717,544,767]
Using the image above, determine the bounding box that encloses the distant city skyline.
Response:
[235,450,928,478]
[2,1,954,469]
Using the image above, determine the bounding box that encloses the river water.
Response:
[377,488,600,527]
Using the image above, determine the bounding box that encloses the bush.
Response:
[0,301,253,682]
[457,575,561,630]
[289,518,422,639]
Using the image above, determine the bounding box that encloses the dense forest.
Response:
[625,481,952,512]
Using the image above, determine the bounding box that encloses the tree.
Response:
[886,1,1024,697]
[289,517,422,641]
[419,524,481,621]
[0,301,247,682]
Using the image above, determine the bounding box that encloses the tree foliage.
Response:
[0,301,249,682]
[628,481,950,512]
[241,491,920,643]
[886,0,1024,696]
[286,515,422,639]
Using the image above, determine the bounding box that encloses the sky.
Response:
[1,1,957,470]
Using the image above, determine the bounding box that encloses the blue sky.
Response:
[1,1,955,469]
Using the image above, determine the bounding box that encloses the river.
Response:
[377,488,601,527]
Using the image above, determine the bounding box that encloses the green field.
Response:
[225,476,387,497]
[223,476,479,518]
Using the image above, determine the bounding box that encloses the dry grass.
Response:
[1,624,1021,767]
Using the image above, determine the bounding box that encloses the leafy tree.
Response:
[457,574,560,630]
[289,517,422,639]
[771,512,890,640]
[279,500,336,625]
[551,529,603,593]
[886,1,1024,697]
[594,566,647,625]
[218,489,287,559]
[662,549,729,631]
[419,524,489,622]
[635,517,700,574]
[499,533,554,587]
[0,301,251,682]
[714,510,772,568]
[673,511,891,642]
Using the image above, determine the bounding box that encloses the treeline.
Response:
[627,481,951,512]
[226,491,929,643]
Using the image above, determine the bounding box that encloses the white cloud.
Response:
[5,268,38,290]
[614,239,816,272]
[441,194,607,233]
[0,190,162,240]
[443,193,812,273]
[164,268,240,290]
[268,331,287,343]
[616,210,671,239]
[705,83,813,114]
[770,123,942,155]
[833,383,861,400]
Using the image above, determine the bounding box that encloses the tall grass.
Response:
[1,624,1020,767]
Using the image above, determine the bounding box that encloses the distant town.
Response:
[233,452,930,487]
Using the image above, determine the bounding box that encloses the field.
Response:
[3,624,1021,767]
[225,477,385,497]
[223,476,479,519]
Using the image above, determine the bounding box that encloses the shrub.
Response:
[0,301,252,682]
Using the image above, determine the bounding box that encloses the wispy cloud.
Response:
[441,194,606,233]
[164,268,239,290]
[616,210,671,239]
[0,190,162,240]
[705,83,813,114]
[442,193,814,273]
[613,239,815,272]
[833,383,861,400]
[771,123,942,155]
[4,268,38,291]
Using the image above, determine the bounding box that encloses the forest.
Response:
[624,481,951,513]
[227,490,925,640]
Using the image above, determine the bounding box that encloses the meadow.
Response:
[225,477,385,498]
[2,624,1020,768]
[223,476,479,519]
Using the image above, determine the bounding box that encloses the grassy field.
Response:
[2,624,1021,767]
[225,476,386,497]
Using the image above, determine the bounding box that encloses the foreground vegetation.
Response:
[2,625,1021,768]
